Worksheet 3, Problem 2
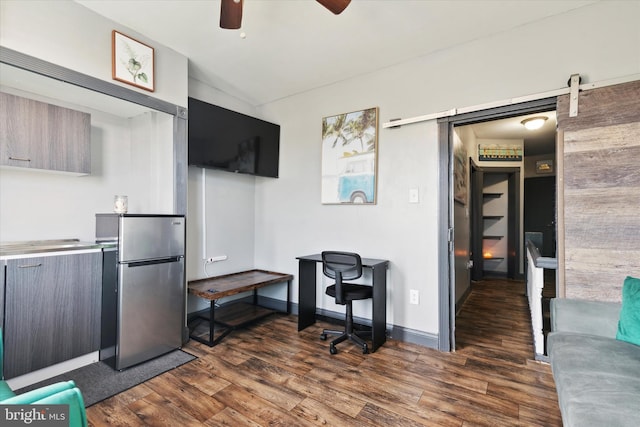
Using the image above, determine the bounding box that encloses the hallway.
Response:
[456,278,537,363]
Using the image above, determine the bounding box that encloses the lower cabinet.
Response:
[3,251,101,379]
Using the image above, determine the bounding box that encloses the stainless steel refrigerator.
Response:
[96,214,185,370]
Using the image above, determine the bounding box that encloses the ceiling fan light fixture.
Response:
[220,0,351,30]
[521,116,548,130]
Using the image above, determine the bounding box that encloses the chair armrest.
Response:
[551,298,621,338]
[0,380,76,404]
[31,388,87,427]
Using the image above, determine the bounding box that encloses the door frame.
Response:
[470,159,484,281]
[437,97,557,351]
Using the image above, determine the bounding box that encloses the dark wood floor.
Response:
[86,279,562,426]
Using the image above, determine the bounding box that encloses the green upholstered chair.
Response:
[0,329,88,427]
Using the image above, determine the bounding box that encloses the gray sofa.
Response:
[548,298,640,427]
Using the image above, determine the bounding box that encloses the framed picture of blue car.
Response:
[321,107,379,205]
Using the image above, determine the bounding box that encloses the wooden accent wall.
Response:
[557,80,640,301]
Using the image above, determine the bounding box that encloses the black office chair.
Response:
[320,251,372,354]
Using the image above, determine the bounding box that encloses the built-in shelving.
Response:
[483,215,504,220]
[483,192,503,198]
[481,175,510,277]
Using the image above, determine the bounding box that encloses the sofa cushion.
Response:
[551,298,620,338]
[617,276,640,346]
[548,332,640,427]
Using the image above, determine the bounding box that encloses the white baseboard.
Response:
[5,351,99,391]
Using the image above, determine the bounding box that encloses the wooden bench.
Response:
[187,269,293,346]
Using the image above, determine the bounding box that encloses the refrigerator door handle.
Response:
[126,256,183,268]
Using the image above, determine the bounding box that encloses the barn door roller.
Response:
[568,73,581,117]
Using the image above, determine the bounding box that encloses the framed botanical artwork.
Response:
[112,30,155,92]
[321,107,378,204]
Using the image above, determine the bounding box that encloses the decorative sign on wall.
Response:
[536,159,554,174]
[478,144,522,161]
[321,107,379,204]
[112,30,155,92]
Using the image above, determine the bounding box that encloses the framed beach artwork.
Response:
[321,107,379,204]
[112,30,155,92]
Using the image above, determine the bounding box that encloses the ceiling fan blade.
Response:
[316,0,351,15]
[220,0,243,29]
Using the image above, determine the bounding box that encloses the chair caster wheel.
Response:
[320,333,327,341]
[362,344,369,354]
[329,345,337,355]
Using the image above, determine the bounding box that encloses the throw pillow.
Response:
[616,276,640,346]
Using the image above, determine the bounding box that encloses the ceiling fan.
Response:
[220,0,351,30]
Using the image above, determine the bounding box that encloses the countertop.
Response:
[0,239,109,258]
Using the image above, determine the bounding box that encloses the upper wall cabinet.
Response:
[0,92,91,174]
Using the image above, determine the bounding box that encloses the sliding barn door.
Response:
[557,80,640,301]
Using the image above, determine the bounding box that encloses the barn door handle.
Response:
[8,156,31,162]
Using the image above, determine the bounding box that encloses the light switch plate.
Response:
[410,289,419,305]
[409,188,419,203]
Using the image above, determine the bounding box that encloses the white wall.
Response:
[0,0,187,107]
[185,78,260,312]
[0,103,174,242]
[256,110,439,330]
[2,0,638,342]
[0,0,188,242]
[247,1,640,337]
[186,165,258,312]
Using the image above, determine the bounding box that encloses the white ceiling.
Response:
[76,0,595,108]
[463,111,557,156]
[73,0,576,154]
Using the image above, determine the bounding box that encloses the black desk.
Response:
[296,254,389,352]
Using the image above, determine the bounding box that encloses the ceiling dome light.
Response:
[521,116,548,130]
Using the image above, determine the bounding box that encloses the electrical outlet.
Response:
[205,255,228,264]
[410,289,419,305]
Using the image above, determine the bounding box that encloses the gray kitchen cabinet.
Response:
[3,251,101,379]
[0,92,91,174]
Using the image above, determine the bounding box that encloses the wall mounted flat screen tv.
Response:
[188,97,280,178]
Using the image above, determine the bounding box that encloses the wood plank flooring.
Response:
[86,279,562,426]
